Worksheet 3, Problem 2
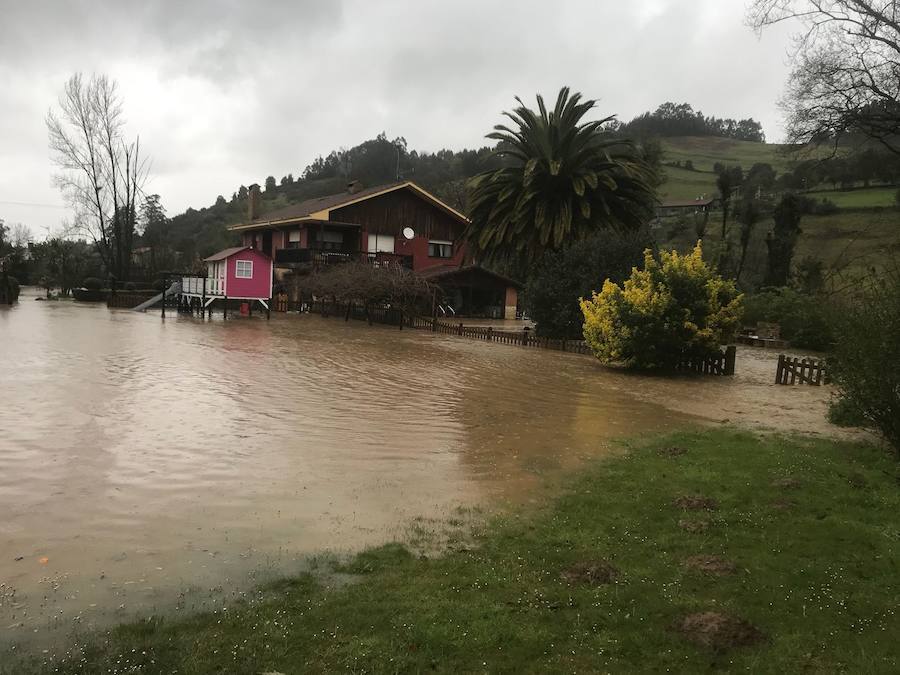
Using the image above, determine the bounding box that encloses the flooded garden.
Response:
[0,288,843,653]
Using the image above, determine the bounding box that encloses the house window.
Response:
[314,230,345,251]
[235,260,253,279]
[428,240,453,258]
[287,230,301,249]
[367,233,395,254]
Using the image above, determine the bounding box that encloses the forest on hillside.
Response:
[155,101,767,262]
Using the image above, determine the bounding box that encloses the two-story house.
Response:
[228,180,519,319]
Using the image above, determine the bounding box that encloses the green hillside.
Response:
[659,136,798,200]
[651,137,899,287]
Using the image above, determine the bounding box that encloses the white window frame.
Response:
[368,233,395,253]
[235,259,253,279]
[428,240,454,258]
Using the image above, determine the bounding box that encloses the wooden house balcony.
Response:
[274,247,413,270]
[181,275,225,296]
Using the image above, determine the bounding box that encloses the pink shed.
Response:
[203,246,273,300]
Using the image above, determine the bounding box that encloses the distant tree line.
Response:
[779,149,900,192]
[619,102,766,142]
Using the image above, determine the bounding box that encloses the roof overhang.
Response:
[228,181,470,232]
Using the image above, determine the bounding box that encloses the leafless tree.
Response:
[290,262,436,320]
[10,223,33,247]
[47,73,148,280]
[748,1,900,154]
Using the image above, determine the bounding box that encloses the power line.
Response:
[0,200,68,209]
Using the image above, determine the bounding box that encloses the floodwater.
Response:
[0,287,842,652]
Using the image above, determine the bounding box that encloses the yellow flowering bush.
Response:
[580,242,742,369]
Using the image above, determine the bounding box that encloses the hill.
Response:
[152,134,897,289]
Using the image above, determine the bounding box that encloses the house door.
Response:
[262,231,273,256]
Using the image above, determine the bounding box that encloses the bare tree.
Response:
[47,73,148,281]
[10,223,33,247]
[748,1,900,154]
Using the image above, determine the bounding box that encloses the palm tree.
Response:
[464,87,656,265]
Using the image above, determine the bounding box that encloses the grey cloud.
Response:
[0,0,794,233]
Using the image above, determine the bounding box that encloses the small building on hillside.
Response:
[656,197,719,218]
[181,246,274,311]
[229,180,520,319]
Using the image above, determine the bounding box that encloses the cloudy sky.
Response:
[0,0,795,235]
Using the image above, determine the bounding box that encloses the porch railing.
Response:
[274,248,414,270]
[181,276,225,296]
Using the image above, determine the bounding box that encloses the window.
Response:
[235,259,253,279]
[367,233,395,254]
[428,240,453,258]
[314,230,345,251]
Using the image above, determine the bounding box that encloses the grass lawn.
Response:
[807,187,899,209]
[10,429,900,674]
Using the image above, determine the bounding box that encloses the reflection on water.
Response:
[0,287,839,650]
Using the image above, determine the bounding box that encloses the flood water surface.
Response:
[0,289,839,650]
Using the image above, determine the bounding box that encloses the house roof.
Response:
[659,198,717,208]
[419,264,523,289]
[203,246,251,261]
[229,181,470,232]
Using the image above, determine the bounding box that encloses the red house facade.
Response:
[229,181,520,319]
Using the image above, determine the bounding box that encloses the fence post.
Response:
[432,318,436,332]
[724,345,736,376]
[160,273,167,319]
[458,322,463,336]
[775,354,784,384]
[522,328,529,346]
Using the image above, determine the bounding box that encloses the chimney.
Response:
[248,183,261,221]
[346,180,363,195]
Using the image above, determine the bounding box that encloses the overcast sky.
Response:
[0,0,795,236]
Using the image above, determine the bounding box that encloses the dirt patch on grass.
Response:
[847,472,868,489]
[675,611,765,651]
[673,495,719,511]
[682,555,736,576]
[771,498,797,511]
[561,560,619,586]
[772,477,801,489]
[659,445,688,457]
[678,519,710,533]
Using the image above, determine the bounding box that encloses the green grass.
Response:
[807,187,899,209]
[658,136,799,201]
[9,429,900,674]
[656,206,899,287]
[656,137,899,213]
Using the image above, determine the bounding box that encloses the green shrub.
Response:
[82,276,104,290]
[1,275,20,303]
[828,269,900,455]
[827,395,868,428]
[526,228,651,339]
[580,242,743,370]
[742,287,834,350]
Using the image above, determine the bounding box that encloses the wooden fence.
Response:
[677,346,737,376]
[107,291,157,308]
[307,300,735,374]
[775,354,828,385]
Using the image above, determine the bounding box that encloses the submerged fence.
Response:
[775,354,828,385]
[310,299,736,375]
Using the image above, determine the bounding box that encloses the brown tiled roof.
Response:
[250,181,407,224]
[203,246,250,261]
[659,198,716,208]
[419,264,522,289]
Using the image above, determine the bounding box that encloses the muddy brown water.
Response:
[0,288,842,652]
